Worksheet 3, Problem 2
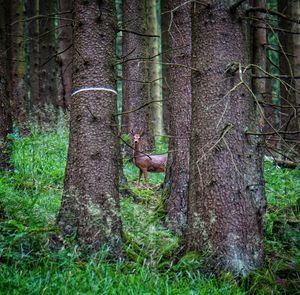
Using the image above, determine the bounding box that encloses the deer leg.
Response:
[143,170,149,189]
[138,169,143,186]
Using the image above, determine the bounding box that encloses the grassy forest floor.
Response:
[0,122,299,294]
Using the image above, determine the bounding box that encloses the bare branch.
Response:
[118,29,159,38]
[246,130,300,136]
[113,100,163,117]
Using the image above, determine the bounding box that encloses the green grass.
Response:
[0,126,299,294]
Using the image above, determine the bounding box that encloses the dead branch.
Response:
[113,100,163,117]
[246,130,300,136]
[118,29,159,38]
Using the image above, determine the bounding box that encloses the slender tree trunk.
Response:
[9,0,28,130]
[263,0,280,154]
[291,0,300,159]
[162,0,191,234]
[278,1,298,158]
[161,0,171,134]
[122,0,154,151]
[26,0,40,109]
[0,0,13,169]
[57,0,73,110]
[253,0,267,129]
[57,0,122,254]
[147,0,163,138]
[185,1,265,276]
[39,1,58,108]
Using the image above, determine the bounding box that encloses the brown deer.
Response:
[131,130,167,188]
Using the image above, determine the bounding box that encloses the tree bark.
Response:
[9,0,28,130]
[291,0,300,159]
[277,1,299,158]
[26,0,40,109]
[185,1,265,276]
[253,0,267,129]
[57,0,122,255]
[162,0,192,234]
[121,0,154,151]
[57,0,73,110]
[161,0,171,134]
[147,0,163,138]
[39,1,58,108]
[0,0,13,169]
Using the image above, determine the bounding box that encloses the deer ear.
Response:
[140,130,145,137]
[129,129,134,135]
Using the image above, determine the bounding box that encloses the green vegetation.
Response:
[0,125,299,294]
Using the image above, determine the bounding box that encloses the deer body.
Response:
[132,132,167,188]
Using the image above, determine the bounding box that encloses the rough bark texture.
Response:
[9,0,28,129]
[0,0,13,169]
[122,0,154,151]
[162,0,191,234]
[57,0,73,110]
[185,2,265,276]
[147,0,163,138]
[57,0,122,254]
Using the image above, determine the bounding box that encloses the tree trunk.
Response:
[121,0,154,151]
[57,0,73,110]
[147,0,163,138]
[161,0,171,134]
[0,0,13,169]
[162,0,192,234]
[185,2,265,276]
[57,0,122,255]
[39,1,58,108]
[253,0,267,130]
[277,1,299,158]
[9,0,28,130]
[291,0,300,159]
[26,0,40,109]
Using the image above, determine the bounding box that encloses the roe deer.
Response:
[131,131,167,188]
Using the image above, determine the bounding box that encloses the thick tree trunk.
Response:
[121,0,154,151]
[147,0,163,138]
[162,0,191,234]
[57,0,122,254]
[9,0,28,130]
[0,0,13,169]
[57,0,73,110]
[185,2,265,276]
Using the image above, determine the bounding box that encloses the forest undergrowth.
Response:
[0,123,299,294]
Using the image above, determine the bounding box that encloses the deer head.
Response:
[130,129,144,146]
